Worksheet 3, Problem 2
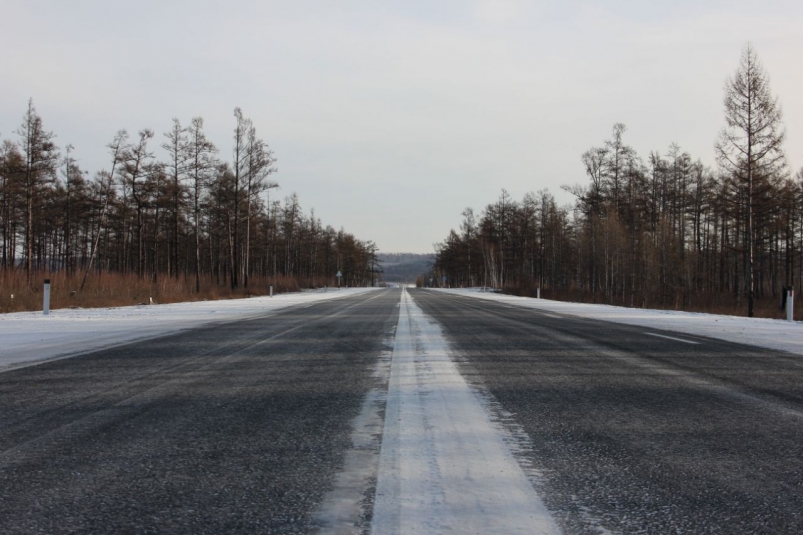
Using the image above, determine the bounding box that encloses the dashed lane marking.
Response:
[644,332,700,345]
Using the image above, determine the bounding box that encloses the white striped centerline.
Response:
[644,332,700,345]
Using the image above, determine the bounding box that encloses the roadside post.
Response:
[788,288,794,322]
[336,271,342,289]
[43,279,51,316]
[270,285,274,297]
[537,288,541,299]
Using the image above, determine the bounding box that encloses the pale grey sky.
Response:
[2,1,802,253]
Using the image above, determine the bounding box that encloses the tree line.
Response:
[1,103,377,293]
[432,45,800,317]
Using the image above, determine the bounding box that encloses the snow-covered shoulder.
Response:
[432,288,803,357]
[0,288,379,370]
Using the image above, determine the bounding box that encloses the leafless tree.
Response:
[17,99,59,284]
[716,43,787,316]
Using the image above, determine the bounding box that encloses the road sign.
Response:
[336,271,342,278]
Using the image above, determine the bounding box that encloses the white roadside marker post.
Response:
[270,285,273,297]
[788,288,794,322]
[43,279,51,316]
[537,287,541,299]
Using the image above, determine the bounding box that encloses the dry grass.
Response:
[0,270,323,314]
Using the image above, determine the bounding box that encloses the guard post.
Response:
[43,278,51,316]
[788,287,795,322]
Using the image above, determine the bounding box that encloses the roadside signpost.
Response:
[336,271,342,289]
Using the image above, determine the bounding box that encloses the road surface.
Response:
[2,287,803,533]
[0,289,398,534]
[411,289,803,534]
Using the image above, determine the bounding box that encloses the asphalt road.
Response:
[0,289,399,534]
[411,289,803,534]
[6,287,803,534]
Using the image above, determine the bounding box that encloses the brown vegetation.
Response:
[0,269,324,314]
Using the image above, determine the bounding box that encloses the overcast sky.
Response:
[2,1,802,253]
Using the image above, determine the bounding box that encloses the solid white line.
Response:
[644,332,700,345]
[372,288,559,535]
[314,359,390,534]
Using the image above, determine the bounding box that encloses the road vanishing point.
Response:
[2,288,803,534]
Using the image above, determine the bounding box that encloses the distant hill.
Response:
[378,253,434,283]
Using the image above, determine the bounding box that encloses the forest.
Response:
[431,45,801,318]
[0,105,377,312]
[377,253,434,283]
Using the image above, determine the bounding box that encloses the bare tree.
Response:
[120,129,155,278]
[0,140,24,271]
[162,118,188,278]
[186,117,217,292]
[243,124,278,288]
[230,108,250,289]
[460,208,476,286]
[61,144,85,275]
[17,99,59,284]
[80,131,127,290]
[716,43,787,317]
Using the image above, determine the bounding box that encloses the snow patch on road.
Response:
[0,288,378,370]
[434,288,803,356]
[371,288,559,535]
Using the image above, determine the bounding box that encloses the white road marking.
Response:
[372,288,559,535]
[314,352,391,535]
[644,332,700,345]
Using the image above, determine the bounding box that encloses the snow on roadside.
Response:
[0,288,378,369]
[432,288,803,356]
[372,288,559,535]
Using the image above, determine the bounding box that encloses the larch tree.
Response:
[162,118,189,279]
[185,117,217,293]
[716,43,787,317]
[17,99,59,284]
[243,124,278,289]
[80,131,127,290]
[230,108,250,289]
[0,140,25,271]
[119,129,155,278]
